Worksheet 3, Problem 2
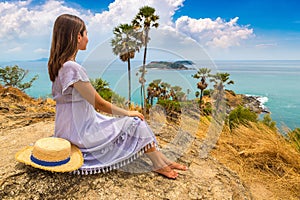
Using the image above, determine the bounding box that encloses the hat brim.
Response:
[15,145,83,173]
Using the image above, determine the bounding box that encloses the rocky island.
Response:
[145,60,194,70]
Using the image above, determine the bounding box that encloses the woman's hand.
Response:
[128,111,144,121]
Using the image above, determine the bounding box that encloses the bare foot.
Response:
[154,166,178,179]
[156,151,188,171]
[168,162,188,171]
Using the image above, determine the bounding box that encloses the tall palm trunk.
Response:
[199,89,204,109]
[140,86,143,108]
[127,55,131,107]
[141,28,149,114]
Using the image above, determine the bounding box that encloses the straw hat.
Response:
[15,137,83,172]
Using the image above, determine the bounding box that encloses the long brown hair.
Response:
[48,14,86,82]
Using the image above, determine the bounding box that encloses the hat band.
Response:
[30,155,70,167]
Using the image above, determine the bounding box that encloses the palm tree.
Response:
[132,6,159,112]
[210,72,234,89]
[170,86,183,101]
[192,68,211,109]
[158,82,168,99]
[210,72,234,110]
[147,79,162,106]
[186,88,190,100]
[111,24,142,106]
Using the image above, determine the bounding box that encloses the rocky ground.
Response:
[0,86,253,199]
[0,120,252,199]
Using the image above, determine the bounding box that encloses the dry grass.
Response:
[0,86,55,131]
[210,122,300,199]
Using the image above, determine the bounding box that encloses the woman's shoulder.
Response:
[58,61,89,82]
[61,61,85,73]
[63,60,81,69]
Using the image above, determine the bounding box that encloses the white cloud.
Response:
[87,0,184,39]
[18,0,33,7]
[255,43,277,48]
[7,47,22,53]
[34,48,48,53]
[0,0,89,41]
[0,0,93,61]
[0,0,184,41]
[0,0,257,61]
[175,16,254,48]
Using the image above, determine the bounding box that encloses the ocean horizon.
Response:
[1,59,299,131]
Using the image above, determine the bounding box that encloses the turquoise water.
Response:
[216,60,300,131]
[1,60,299,130]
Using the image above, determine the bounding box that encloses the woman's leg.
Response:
[145,144,187,179]
[157,151,188,170]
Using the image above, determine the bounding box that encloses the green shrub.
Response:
[228,105,258,130]
[90,78,125,105]
[157,99,181,112]
[288,128,300,151]
[157,99,181,121]
[203,89,212,96]
[0,65,38,91]
[197,98,204,106]
[203,102,212,116]
[261,114,277,130]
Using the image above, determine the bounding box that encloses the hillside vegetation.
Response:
[211,122,300,199]
[204,91,300,199]
[0,86,299,199]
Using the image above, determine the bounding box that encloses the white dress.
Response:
[52,61,157,174]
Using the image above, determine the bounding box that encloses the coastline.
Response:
[1,59,299,130]
[243,94,270,114]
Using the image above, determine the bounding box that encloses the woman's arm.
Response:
[73,81,144,120]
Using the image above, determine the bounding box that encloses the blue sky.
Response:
[175,0,300,30]
[0,0,299,62]
[39,0,300,31]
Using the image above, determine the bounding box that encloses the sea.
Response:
[1,59,299,131]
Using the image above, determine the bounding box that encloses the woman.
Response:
[48,14,187,179]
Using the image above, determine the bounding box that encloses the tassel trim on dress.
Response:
[72,117,159,175]
[72,142,158,175]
